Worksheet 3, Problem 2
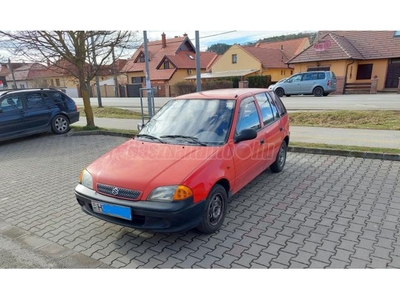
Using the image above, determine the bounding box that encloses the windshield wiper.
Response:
[135,134,166,144]
[160,135,207,146]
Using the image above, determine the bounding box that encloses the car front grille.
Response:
[97,183,141,200]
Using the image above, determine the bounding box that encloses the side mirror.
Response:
[234,128,257,143]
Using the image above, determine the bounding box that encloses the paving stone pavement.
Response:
[0,133,399,269]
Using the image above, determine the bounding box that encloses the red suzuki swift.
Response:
[75,88,290,233]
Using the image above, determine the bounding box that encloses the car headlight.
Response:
[79,169,93,190]
[147,185,193,202]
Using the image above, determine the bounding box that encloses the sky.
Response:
[1,0,398,61]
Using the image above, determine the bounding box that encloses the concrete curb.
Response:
[289,146,400,161]
[69,130,400,162]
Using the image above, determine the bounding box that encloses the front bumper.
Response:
[75,184,205,233]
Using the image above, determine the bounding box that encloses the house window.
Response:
[139,53,145,63]
[232,54,237,64]
[164,61,170,69]
[187,69,192,75]
[356,64,373,80]
[394,31,400,37]
[50,79,54,86]
[20,84,25,89]
[281,70,285,75]
[55,79,60,86]
[132,77,144,84]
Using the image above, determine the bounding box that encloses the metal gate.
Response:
[385,59,400,88]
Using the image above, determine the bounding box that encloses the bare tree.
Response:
[0,31,141,128]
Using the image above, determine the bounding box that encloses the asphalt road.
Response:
[73,93,400,111]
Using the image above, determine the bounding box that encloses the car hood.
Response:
[87,138,219,196]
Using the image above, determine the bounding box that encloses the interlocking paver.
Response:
[1,134,400,269]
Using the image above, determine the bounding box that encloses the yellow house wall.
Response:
[212,45,261,72]
[264,68,294,82]
[292,59,389,91]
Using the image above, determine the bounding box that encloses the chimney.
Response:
[162,32,166,48]
[183,33,188,37]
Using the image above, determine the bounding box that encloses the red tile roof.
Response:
[255,37,310,59]
[243,46,290,68]
[289,31,400,63]
[121,34,217,81]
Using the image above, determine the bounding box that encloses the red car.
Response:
[75,88,290,233]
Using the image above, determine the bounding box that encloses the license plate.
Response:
[91,201,132,221]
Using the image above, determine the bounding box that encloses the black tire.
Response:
[51,114,70,134]
[197,184,228,234]
[313,86,323,97]
[323,92,330,96]
[275,88,284,97]
[270,140,287,173]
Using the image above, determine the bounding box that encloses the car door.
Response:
[254,92,283,169]
[300,72,316,94]
[23,91,54,130]
[284,73,303,94]
[0,94,25,139]
[230,96,264,192]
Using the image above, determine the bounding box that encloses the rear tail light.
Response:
[327,80,331,86]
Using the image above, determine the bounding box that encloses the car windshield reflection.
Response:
[137,99,235,146]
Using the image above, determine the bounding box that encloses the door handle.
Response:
[260,139,264,145]
[280,127,283,131]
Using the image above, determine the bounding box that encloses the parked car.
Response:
[0,88,79,142]
[75,88,290,233]
[272,71,337,97]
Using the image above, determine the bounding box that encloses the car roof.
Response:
[174,88,271,100]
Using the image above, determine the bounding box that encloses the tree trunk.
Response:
[79,79,95,127]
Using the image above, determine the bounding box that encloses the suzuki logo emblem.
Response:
[112,187,119,196]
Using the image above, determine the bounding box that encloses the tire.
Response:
[313,86,323,97]
[51,114,70,134]
[197,184,228,234]
[275,88,284,97]
[323,92,330,96]
[270,140,287,173]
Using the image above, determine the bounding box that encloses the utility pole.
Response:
[143,31,154,117]
[195,31,201,92]
[112,46,119,97]
[7,58,17,89]
[90,35,102,108]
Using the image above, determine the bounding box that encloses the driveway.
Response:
[0,133,399,268]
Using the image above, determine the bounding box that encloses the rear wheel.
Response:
[275,88,284,97]
[197,184,227,234]
[313,86,324,97]
[270,140,287,173]
[52,114,70,134]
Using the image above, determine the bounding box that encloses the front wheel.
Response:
[275,88,284,97]
[313,86,323,97]
[197,184,228,234]
[51,114,70,134]
[270,140,287,173]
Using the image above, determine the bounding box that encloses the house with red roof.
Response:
[121,33,219,97]
[288,31,400,93]
[198,37,310,84]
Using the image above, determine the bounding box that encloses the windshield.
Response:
[138,99,235,146]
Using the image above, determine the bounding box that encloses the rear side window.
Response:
[48,91,69,103]
[317,73,326,79]
[272,92,287,117]
[255,92,275,126]
[26,92,44,109]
